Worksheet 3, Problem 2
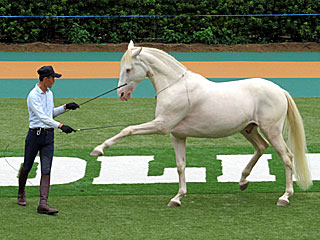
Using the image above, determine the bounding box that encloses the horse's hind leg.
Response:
[168,134,187,207]
[240,124,269,191]
[261,127,294,206]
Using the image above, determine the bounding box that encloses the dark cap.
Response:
[37,66,62,78]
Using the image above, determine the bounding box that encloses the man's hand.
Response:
[66,102,80,110]
[60,125,76,134]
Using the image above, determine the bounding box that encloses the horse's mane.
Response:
[121,47,186,71]
[143,47,186,69]
[120,48,134,66]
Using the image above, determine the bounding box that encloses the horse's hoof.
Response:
[277,199,289,206]
[90,148,103,156]
[168,201,181,207]
[240,181,249,191]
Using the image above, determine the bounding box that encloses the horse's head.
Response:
[118,40,148,101]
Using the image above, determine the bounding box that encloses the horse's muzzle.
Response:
[119,90,132,101]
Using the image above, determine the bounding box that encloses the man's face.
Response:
[44,76,55,88]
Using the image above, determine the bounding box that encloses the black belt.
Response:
[30,128,54,131]
[29,127,54,135]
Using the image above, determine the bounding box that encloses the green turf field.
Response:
[1,97,320,239]
[1,193,320,240]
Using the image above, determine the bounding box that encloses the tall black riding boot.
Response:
[37,175,59,215]
[17,166,28,206]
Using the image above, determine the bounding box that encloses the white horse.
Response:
[91,41,312,206]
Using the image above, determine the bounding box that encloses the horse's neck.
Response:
[143,49,186,92]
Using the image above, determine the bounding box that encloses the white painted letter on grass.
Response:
[217,154,276,182]
[93,156,206,184]
[0,157,86,186]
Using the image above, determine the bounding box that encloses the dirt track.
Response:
[0,42,320,52]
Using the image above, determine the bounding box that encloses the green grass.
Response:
[1,97,320,239]
[1,193,320,240]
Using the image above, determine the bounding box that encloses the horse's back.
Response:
[172,76,288,138]
[188,76,286,109]
[191,76,286,107]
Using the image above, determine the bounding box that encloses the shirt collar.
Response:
[35,84,49,94]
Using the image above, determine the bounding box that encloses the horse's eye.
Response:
[126,68,131,73]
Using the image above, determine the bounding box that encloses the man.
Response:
[17,65,79,215]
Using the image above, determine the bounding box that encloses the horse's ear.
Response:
[128,40,134,49]
[131,47,142,58]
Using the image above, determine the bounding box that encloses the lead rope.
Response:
[3,122,144,189]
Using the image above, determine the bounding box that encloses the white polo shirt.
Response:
[27,84,65,129]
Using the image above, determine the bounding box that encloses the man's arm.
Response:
[53,102,79,118]
[53,105,65,118]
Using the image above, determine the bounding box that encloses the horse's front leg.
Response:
[90,120,167,156]
[168,134,187,207]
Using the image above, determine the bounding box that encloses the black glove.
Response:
[60,125,76,134]
[66,102,80,110]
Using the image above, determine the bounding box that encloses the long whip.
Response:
[76,123,143,132]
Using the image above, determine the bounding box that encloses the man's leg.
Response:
[17,166,29,206]
[37,131,58,214]
[18,130,39,206]
[37,175,58,214]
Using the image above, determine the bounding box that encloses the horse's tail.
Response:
[284,90,312,190]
